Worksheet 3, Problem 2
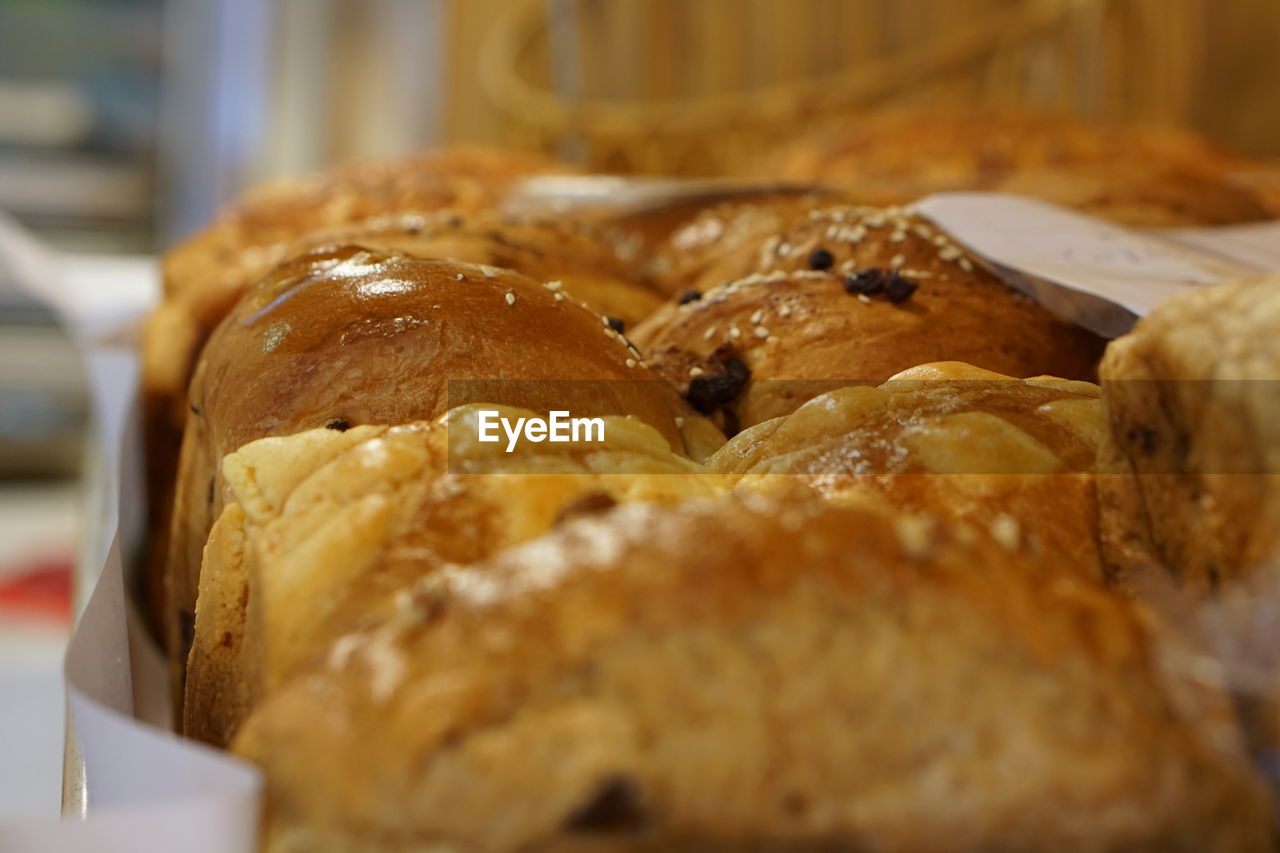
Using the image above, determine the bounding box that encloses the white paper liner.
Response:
[2,193,1279,849]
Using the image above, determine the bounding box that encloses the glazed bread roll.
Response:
[754,111,1268,227]
[635,203,1103,429]
[167,246,714,693]
[712,362,1103,575]
[1099,276,1280,593]
[147,211,659,435]
[234,495,1270,852]
[187,406,727,746]
[142,147,571,633]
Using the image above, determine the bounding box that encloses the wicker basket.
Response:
[478,0,1199,175]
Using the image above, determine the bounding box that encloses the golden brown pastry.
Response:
[635,203,1103,429]
[711,362,1103,575]
[754,111,1267,227]
[187,407,727,746]
[234,494,1271,852]
[142,147,572,635]
[167,246,714,700]
[1099,275,1280,593]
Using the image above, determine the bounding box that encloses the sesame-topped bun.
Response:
[754,111,1267,227]
[634,203,1103,430]
[164,246,709,703]
[712,361,1104,576]
[186,408,727,746]
[234,494,1270,852]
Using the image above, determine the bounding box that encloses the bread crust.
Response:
[167,247,704,705]
[186,409,726,746]
[234,495,1271,852]
[636,204,1102,428]
[1099,275,1280,592]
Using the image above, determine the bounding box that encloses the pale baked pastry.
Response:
[186,406,727,746]
[754,111,1267,227]
[635,203,1103,429]
[1099,275,1280,593]
[711,362,1103,575]
[234,495,1271,852]
[166,247,716,701]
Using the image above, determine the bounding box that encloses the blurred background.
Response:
[0,0,1279,820]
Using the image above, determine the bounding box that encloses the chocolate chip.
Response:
[686,356,750,415]
[554,490,618,526]
[566,776,646,832]
[678,289,702,305]
[807,247,835,271]
[719,406,740,437]
[325,419,351,432]
[605,316,626,334]
[884,273,918,303]
[844,268,888,295]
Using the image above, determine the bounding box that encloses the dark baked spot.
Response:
[844,268,888,295]
[218,631,234,648]
[326,419,351,432]
[189,401,202,416]
[566,776,647,833]
[884,273,918,303]
[554,490,619,526]
[605,316,626,334]
[686,357,750,415]
[807,247,835,271]
[782,792,809,818]
[1128,427,1157,455]
[207,474,216,506]
[678,289,702,305]
[1207,564,1220,591]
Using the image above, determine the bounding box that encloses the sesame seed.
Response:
[625,358,637,368]
[890,254,905,269]
[959,258,974,272]
[939,246,961,261]
[675,417,685,427]
[778,304,792,317]
[729,325,742,339]
[689,366,704,377]
[554,292,564,301]
[890,230,906,243]
[703,327,717,340]
[857,294,871,304]
[750,308,765,324]
[544,280,563,291]
[777,242,793,257]
[456,273,465,281]
[504,292,516,305]
[754,326,770,338]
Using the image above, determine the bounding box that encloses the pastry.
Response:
[235,495,1270,852]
